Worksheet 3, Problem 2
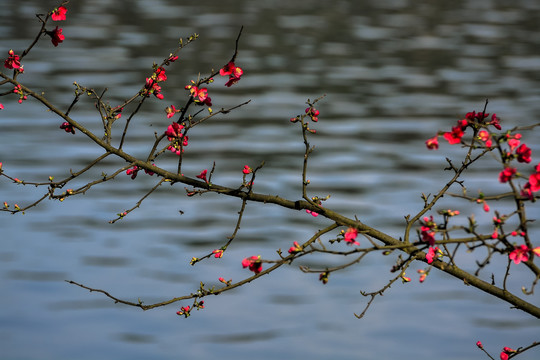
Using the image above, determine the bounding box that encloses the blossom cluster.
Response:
[219,61,243,87]
[125,164,155,179]
[241,255,262,274]
[185,84,211,106]
[425,110,500,149]
[509,244,540,265]
[420,216,437,246]
[343,227,359,246]
[164,122,188,156]
[143,66,168,100]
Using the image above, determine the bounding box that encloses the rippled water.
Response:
[1,1,539,359]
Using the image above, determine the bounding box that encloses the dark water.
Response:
[1,0,539,359]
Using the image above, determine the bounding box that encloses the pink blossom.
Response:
[527,164,540,192]
[443,120,467,145]
[465,111,488,122]
[425,135,439,150]
[509,245,530,264]
[188,86,212,106]
[50,26,65,47]
[516,143,531,163]
[478,130,492,147]
[344,227,360,246]
[126,166,139,179]
[51,6,67,21]
[490,114,502,130]
[242,165,252,174]
[155,67,167,82]
[220,61,243,87]
[196,169,208,183]
[426,246,440,264]
[165,105,178,118]
[0,104,3,110]
[165,123,184,139]
[476,341,483,349]
[421,216,436,246]
[498,167,516,183]
[4,50,21,69]
[242,255,262,274]
[508,137,520,152]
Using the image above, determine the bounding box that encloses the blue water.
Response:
[1,0,539,359]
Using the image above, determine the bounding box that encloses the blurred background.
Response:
[1,0,539,359]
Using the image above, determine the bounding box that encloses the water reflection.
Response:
[1,0,540,359]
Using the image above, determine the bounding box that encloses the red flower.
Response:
[155,67,167,82]
[165,122,184,139]
[126,166,139,179]
[219,62,236,76]
[509,245,530,264]
[516,143,531,163]
[426,246,440,264]
[490,114,502,130]
[443,126,465,145]
[498,167,516,183]
[476,341,483,349]
[478,130,492,147]
[421,216,437,246]
[528,164,540,192]
[51,6,67,21]
[60,122,75,134]
[0,104,4,110]
[143,69,167,100]
[443,119,468,145]
[508,138,520,152]
[242,165,252,174]
[188,86,212,106]
[50,26,65,47]
[425,135,439,150]
[344,227,359,245]
[196,169,208,183]
[220,61,243,87]
[4,50,21,69]
[242,255,262,274]
[165,105,179,119]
